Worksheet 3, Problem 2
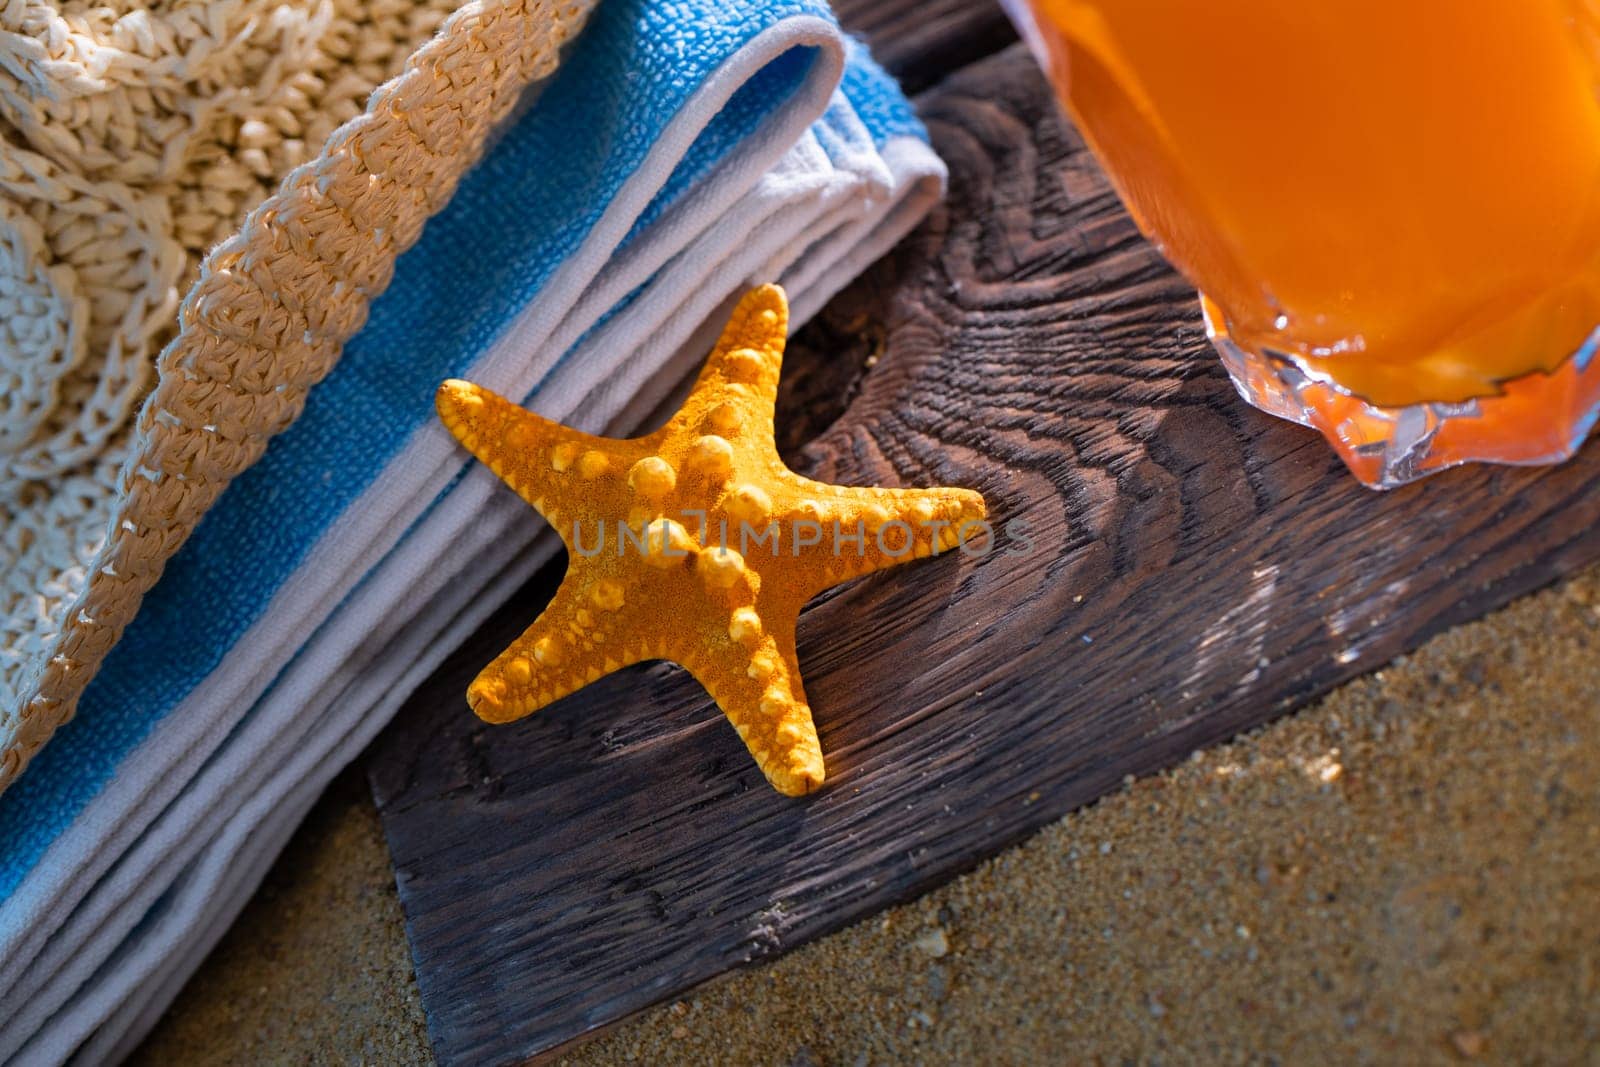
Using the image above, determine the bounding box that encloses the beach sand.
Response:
[134,562,1600,1064]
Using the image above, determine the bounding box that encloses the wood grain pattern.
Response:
[368,42,1600,1067]
[830,0,1015,92]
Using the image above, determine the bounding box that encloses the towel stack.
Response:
[0,0,944,1060]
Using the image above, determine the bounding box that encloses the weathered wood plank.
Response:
[368,43,1600,1066]
[831,0,1015,92]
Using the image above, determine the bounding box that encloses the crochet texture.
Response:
[0,0,597,790]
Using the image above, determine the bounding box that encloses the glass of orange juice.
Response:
[1003,0,1600,488]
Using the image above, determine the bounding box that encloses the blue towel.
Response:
[0,0,944,1058]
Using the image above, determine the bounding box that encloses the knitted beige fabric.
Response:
[0,0,597,790]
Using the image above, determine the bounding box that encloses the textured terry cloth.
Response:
[0,1,944,1062]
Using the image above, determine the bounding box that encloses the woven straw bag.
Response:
[0,0,597,791]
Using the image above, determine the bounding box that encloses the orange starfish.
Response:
[435,285,987,795]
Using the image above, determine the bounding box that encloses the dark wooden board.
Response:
[831,0,1016,93]
[368,40,1600,1067]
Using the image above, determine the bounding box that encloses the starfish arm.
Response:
[436,379,620,532]
[663,284,789,452]
[466,569,651,724]
[788,480,988,594]
[677,605,824,796]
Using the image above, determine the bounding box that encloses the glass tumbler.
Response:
[1004,0,1600,488]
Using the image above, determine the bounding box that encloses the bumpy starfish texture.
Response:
[435,285,986,795]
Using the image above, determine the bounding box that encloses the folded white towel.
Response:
[0,0,944,1059]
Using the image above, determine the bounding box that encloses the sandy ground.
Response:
[129,771,432,1066]
[135,563,1600,1065]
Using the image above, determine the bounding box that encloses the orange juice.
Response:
[1011,0,1600,485]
